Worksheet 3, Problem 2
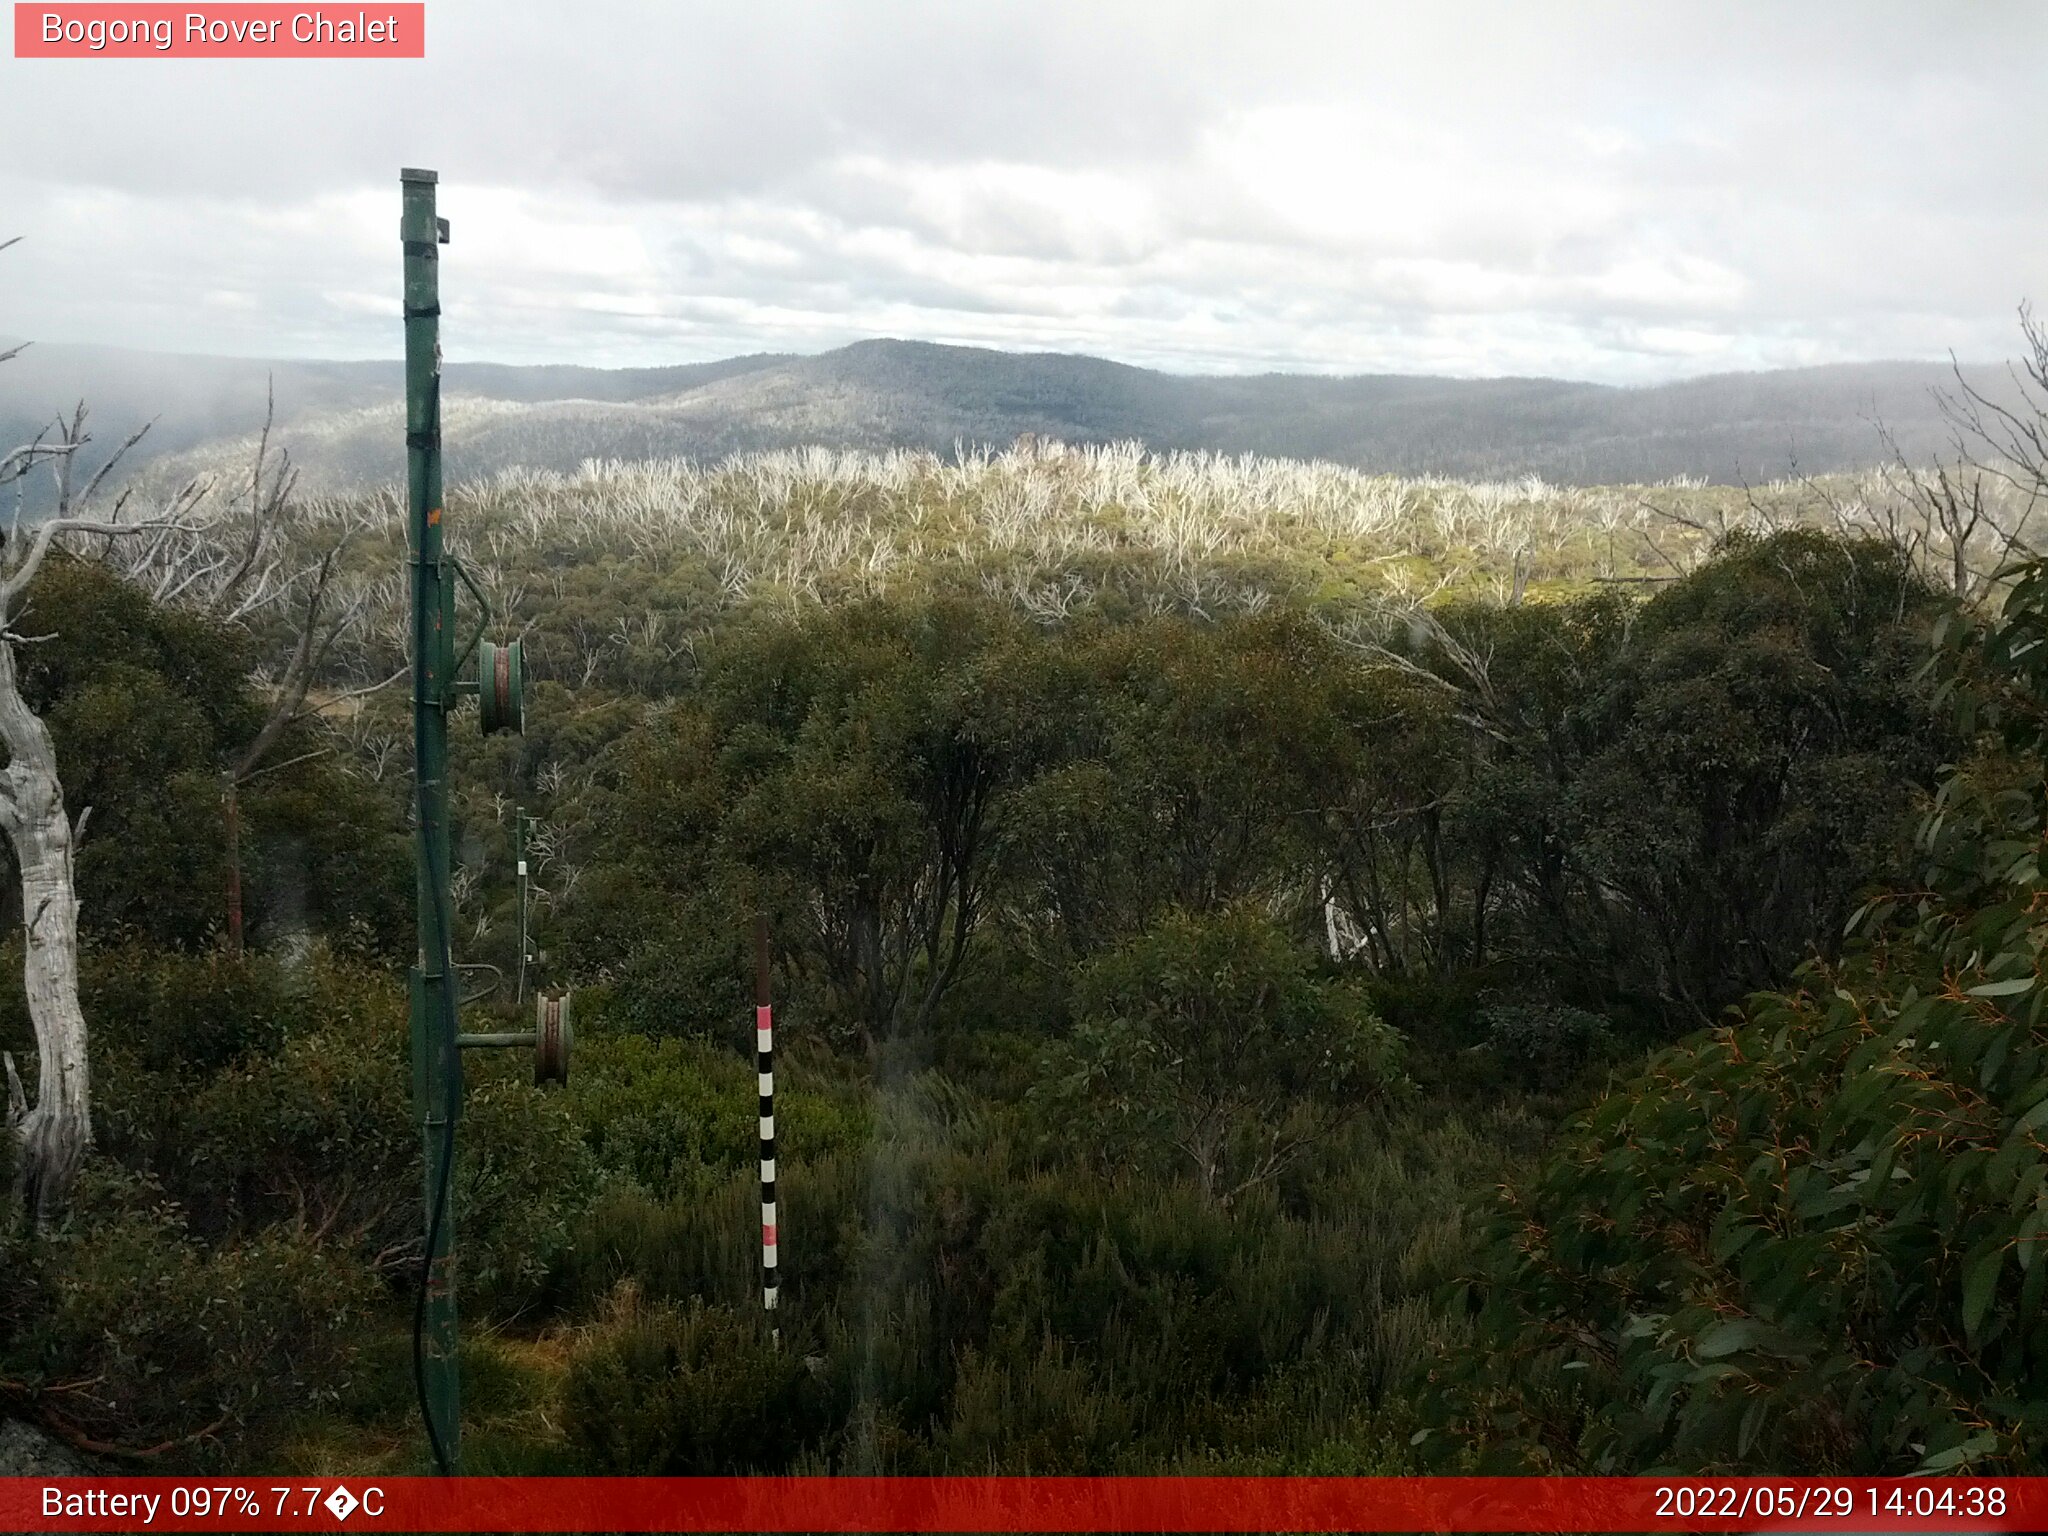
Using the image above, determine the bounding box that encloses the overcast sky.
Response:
[3,0,2043,383]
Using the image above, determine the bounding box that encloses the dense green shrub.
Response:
[576,910,753,1041]
[452,1056,601,1315]
[6,942,293,1081]
[935,1339,1141,1472]
[1426,954,2048,1472]
[559,1081,1492,1473]
[0,516,1972,1475]
[567,1034,754,1192]
[238,770,412,961]
[0,948,406,1236]
[1478,1002,1613,1091]
[1038,907,1405,1201]
[5,947,596,1318]
[1433,531,1947,1019]
[567,1033,868,1197]
[201,1011,595,1318]
[561,546,1939,1051]
[13,555,409,956]
[999,613,1338,952]
[1421,557,2048,1474]
[565,1290,824,1472]
[171,982,417,1251]
[1,1162,375,1462]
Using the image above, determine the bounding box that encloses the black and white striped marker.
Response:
[753,915,778,1340]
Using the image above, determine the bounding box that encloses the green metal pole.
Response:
[402,166,461,1474]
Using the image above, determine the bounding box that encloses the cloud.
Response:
[2,0,2044,382]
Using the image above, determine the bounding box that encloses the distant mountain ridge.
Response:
[0,334,2015,499]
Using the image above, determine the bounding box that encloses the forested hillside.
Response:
[4,337,2033,509]
[4,367,2048,1473]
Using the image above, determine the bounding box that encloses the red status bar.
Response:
[2,1476,2040,1533]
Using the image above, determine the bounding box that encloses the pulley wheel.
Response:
[535,990,571,1085]
[479,638,524,735]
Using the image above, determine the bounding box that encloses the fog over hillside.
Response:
[0,334,2021,504]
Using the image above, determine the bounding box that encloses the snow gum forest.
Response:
[7,323,2048,1477]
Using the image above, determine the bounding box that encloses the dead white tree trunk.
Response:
[0,500,205,1222]
[0,238,201,1219]
[0,497,200,1223]
[0,637,88,1224]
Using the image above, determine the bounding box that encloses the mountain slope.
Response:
[0,341,791,497]
[2,335,2015,498]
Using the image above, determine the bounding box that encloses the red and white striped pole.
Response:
[753,914,779,1341]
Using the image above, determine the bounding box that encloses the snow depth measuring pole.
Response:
[403,167,543,1474]
[755,915,780,1341]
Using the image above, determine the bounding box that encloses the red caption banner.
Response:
[13,3,423,56]
[0,1477,2042,1533]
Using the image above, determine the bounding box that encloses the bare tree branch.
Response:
[279,663,407,730]
[227,546,335,783]
[234,744,335,785]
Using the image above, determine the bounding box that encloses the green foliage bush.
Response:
[569,893,753,1042]
[556,1072,1492,1473]
[451,1056,600,1315]
[1003,613,1337,949]
[1039,907,1405,1201]
[1423,555,2048,1474]
[568,1034,756,1192]
[1436,530,1947,1017]
[170,978,416,1251]
[560,541,1941,1063]
[1427,957,2048,1471]
[14,555,410,956]
[239,770,412,961]
[1,1162,375,1461]
[190,995,592,1317]
[1478,1002,1613,1092]
[936,1339,1140,1472]
[567,1032,868,1197]
[565,1290,824,1472]
[6,946,594,1320]
[42,942,292,1079]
